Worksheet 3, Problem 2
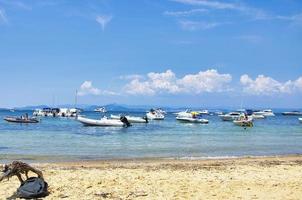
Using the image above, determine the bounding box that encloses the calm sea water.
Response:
[0,110,302,162]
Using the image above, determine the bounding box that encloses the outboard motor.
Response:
[120,116,131,127]
[143,116,148,123]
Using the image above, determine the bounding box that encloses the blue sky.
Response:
[0,0,301,108]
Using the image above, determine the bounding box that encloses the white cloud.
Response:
[164,8,207,17]
[240,74,302,95]
[178,69,232,93]
[0,8,8,24]
[119,74,144,80]
[78,81,118,96]
[96,15,112,31]
[124,69,232,95]
[179,20,222,31]
[78,81,101,96]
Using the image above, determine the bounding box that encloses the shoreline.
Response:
[1,153,302,164]
[1,155,302,199]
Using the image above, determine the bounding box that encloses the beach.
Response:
[1,156,302,199]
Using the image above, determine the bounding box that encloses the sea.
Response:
[0,110,302,162]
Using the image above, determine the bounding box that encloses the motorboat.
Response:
[299,118,302,123]
[155,108,167,115]
[176,116,209,124]
[146,109,165,120]
[175,109,193,118]
[219,112,241,121]
[58,108,79,117]
[233,118,253,127]
[253,109,275,117]
[94,107,106,113]
[4,116,39,123]
[77,116,130,127]
[282,111,302,116]
[198,110,209,115]
[251,113,266,119]
[233,114,253,127]
[110,114,148,123]
[33,108,59,117]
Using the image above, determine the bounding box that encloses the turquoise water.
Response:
[0,110,302,162]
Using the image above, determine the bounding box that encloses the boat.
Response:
[299,118,302,123]
[146,109,165,120]
[174,109,192,118]
[219,112,241,121]
[282,111,302,116]
[4,117,39,123]
[198,110,209,115]
[233,118,253,127]
[94,107,106,113]
[253,109,275,117]
[176,116,209,124]
[77,116,130,127]
[58,108,79,117]
[110,114,148,123]
[251,113,266,119]
[233,114,253,127]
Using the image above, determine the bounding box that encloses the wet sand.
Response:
[1,155,302,199]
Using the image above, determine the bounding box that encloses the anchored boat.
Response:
[176,116,209,124]
[299,118,302,123]
[4,117,39,124]
[77,116,130,127]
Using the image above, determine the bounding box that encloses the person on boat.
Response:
[244,113,248,120]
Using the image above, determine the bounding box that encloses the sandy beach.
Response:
[1,156,302,199]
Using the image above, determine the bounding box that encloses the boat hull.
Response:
[4,117,39,123]
[233,119,253,127]
[77,116,125,127]
[176,117,209,124]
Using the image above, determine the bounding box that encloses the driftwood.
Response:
[0,161,43,184]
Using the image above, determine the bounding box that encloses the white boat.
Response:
[219,112,241,121]
[77,116,130,127]
[282,111,302,116]
[253,109,275,117]
[299,118,302,123]
[175,109,192,118]
[251,113,265,119]
[110,114,148,123]
[176,116,209,124]
[233,119,253,127]
[146,109,165,120]
[94,107,106,113]
[199,110,209,115]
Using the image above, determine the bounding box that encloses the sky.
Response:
[0,0,301,108]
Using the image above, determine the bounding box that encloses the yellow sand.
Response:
[1,156,302,199]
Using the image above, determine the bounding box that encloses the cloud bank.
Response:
[125,69,232,95]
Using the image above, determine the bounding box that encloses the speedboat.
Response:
[110,114,148,123]
[219,112,241,121]
[146,109,165,120]
[175,109,192,118]
[94,107,106,113]
[251,113,266,119]
[299,118,302,123]
[198,110,209,115]
[233,118,253,127]
[253,109,275,117]
[4,117,39,123]
[282,111,302,116]
[176,116,209,124]
[77,116,130,127]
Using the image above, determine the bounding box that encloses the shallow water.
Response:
[0,110,301,162]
